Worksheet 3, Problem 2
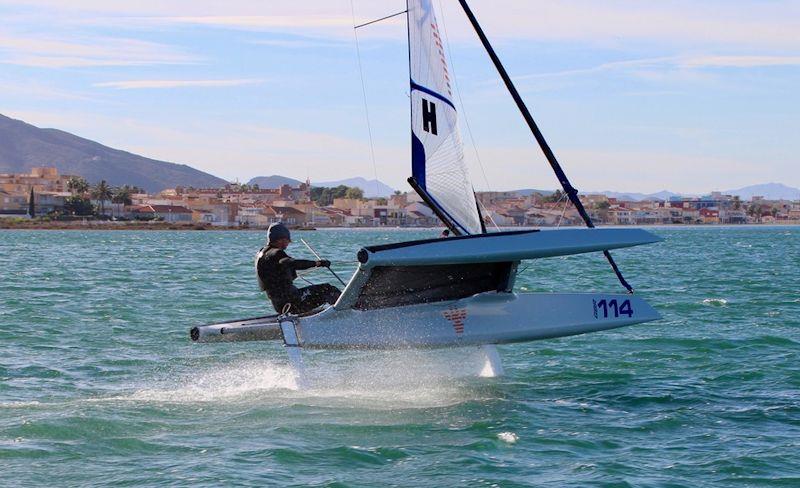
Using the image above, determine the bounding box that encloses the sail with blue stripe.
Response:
[407,0,483,235]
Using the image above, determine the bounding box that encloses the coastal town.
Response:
[3,167,800,228]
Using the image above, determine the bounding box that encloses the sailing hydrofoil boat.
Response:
[190,0,662,377]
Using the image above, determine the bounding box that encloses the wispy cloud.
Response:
[514,55,800,81]
[111,2,800,49]
[461,1,800,50]
[93,79,265,90]
[247,38,349,49]
[678,55,800,69]
[0,79,92,100]
[514,57,674,81]
[2,1,799,50]
[0,32,197,68]
[162,15,354,30]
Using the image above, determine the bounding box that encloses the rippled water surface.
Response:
[1,227,798,486]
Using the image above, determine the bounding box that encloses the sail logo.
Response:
[422,99,438,135]
[442,308,467,335]
[430,22,452,96]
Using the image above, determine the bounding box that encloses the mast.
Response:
[457,0,634,293]
[474,190,487,233]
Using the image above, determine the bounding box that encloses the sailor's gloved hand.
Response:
[316,259,331,268]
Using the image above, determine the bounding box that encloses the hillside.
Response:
[0,113,228,192]
[247,175,303,188]
[248,174,398,197]
[315,177,396,198]
[722,183,800,201]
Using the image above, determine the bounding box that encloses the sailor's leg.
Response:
[317,283,341,304]
[478,345,504,378]
[297,284,342,312]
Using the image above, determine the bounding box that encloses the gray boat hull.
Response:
[191,291,659,349]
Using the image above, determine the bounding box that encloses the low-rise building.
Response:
[0,167,75,194]
[237,205,307,227]
[524,209,563,226]
[132,204,194,222]
[719,209,747,224]
[270,206,306,225]
[699,208,720,224]
[237,206,273,227]
[36,191,69,214]
[0,190,28,215]
[608,208,634,225]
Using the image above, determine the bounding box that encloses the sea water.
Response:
[0,227,798,486]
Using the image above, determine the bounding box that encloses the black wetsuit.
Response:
[255,246,341,314]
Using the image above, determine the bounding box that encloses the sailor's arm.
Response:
[278,256,329,271]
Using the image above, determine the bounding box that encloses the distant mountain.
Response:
[248,175,303,188]
[315,177,396,198]
[510,186,800,201]
[507,188,554,197]
[508,188,687,201]
[722,183,800,201]
[0,113,228,193]
[646,190,685,200]
[594,190,688,201]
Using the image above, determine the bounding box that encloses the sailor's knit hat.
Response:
[267,222,291,243]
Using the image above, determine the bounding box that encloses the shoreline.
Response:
[2,220,798,231]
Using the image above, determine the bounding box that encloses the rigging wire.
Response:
[556,192,569,228]
[349,0,381,198]
[477,196,501,231]
[354,9,407,29]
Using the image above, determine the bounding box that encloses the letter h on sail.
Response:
[422,99,437,134]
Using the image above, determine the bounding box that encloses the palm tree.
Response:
[747,203,762,223]
[543,189,564,203]
[112,185,133,206]
[111,185,133,218]
[91,180,113,216]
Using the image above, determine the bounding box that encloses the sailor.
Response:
[255,222,341,314]
[439,229,451,238]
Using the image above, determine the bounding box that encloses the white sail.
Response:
[408,0,483,235]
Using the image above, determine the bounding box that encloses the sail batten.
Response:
[407,0,483,235]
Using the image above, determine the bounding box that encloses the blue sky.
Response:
[1,0,798,194]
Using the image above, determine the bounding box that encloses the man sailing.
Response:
[256,223,341,314]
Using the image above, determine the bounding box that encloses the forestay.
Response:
[408,0,482,235]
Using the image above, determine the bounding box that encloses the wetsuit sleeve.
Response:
[277,251,317,271]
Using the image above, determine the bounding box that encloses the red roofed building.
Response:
[699,208,719,224]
